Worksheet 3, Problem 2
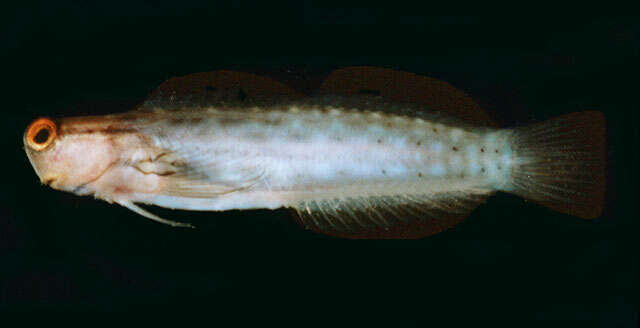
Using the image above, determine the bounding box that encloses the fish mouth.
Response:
[45,178,92,195]
[41,176,71,192]
[41,175,63,188]
[43,177,57,186]
[41,175,92,195]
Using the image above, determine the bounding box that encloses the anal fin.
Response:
[292,191,493,239]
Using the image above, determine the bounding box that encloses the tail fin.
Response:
[505,111,606,219]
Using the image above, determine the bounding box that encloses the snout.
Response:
[38,174,68,191]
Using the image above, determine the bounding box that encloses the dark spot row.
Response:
[170,117,204,125]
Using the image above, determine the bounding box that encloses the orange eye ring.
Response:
[26,118,57,151]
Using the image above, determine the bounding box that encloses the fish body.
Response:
[24,67,605,238]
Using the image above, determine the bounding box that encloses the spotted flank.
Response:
[23,67,606,239]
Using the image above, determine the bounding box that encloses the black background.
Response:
[1,3,637,325]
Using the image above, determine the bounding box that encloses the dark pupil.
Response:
[34,128,50,144]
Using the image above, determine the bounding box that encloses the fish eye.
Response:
[26,118,57,151]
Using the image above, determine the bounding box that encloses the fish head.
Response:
[23,117,118,194]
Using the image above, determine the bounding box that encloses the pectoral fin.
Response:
[132,150,265,199]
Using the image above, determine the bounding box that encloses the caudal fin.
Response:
[505,111,606,219]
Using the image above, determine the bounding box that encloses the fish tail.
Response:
[503,111,606,218]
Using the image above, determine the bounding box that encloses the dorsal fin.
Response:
[145,70,305,108]
[292,190,494,239]
[319,66,496,127]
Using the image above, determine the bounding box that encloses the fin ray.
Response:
[144,70,304,110]
[292,191,493,239]
[137,142,267,199]
[504,111,606,219]
[319,66,496,127]
[117,200,194,228]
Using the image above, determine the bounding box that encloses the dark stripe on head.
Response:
[60,125,138,136]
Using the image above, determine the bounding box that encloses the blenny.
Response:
[23,67,605,239]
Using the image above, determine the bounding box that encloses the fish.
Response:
[23,66,606,239]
